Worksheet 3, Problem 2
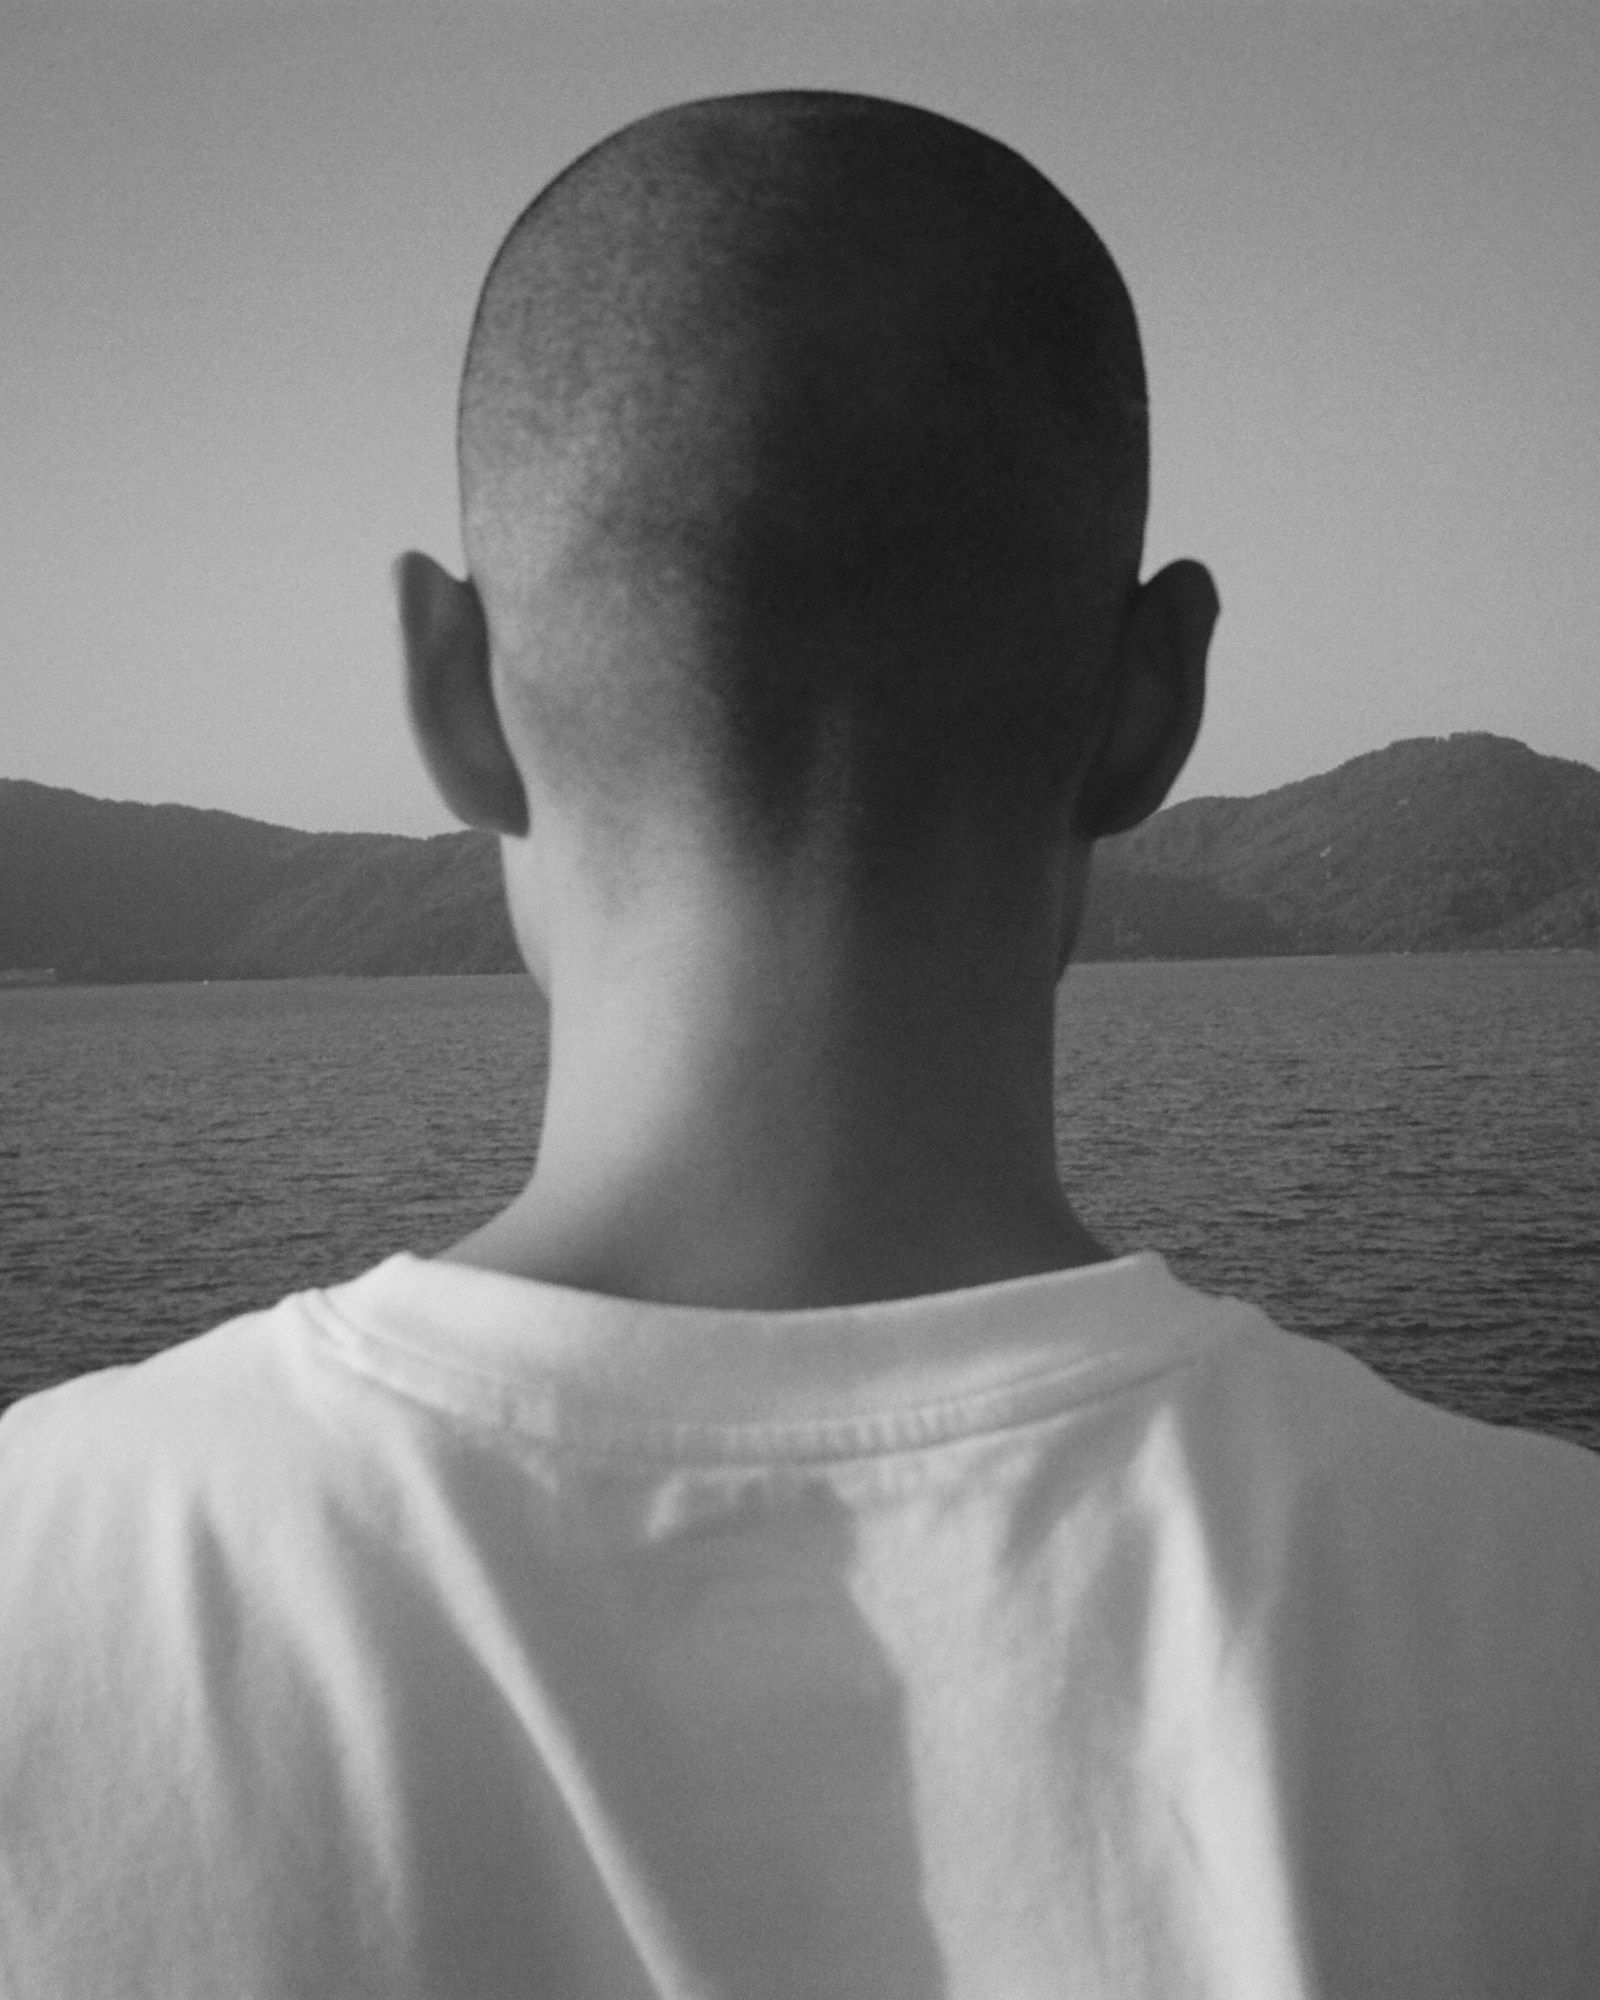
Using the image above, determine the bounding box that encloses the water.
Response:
[2,956,1597,1447]
[1054,955,1600,1448]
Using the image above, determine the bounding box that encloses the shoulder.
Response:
[1117,1276,1600,1671]
[1225,1305,1600,1500]
[0,1268,422,1764]
[0,1275,423,1990]
[0,1272,423,1609]
[1179,1301,1600,1661]
[1,1287,326,1493]
[0,1251,449,1464]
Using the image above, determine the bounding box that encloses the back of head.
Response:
[460,92,1148,872]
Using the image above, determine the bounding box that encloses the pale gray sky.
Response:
[5,0,1596,834]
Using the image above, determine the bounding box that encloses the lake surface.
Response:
[2,956,1597,1448]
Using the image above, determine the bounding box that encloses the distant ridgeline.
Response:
[2,735,1597,981]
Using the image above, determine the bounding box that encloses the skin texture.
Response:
[396,96,1219,1310]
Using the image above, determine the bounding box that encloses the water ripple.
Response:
[2,956,1597,1450]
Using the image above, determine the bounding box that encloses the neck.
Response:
[447,853,1106,1307]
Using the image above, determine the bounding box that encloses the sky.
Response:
[4,0,1596,836]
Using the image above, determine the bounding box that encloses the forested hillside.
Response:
[0,782,518,980]
[3,734,1595,980]
[1095,733,1600,954]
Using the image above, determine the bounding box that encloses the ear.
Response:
[396,551,529,836]
[1072,558,1217,841]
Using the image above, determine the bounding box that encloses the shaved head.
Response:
[460,92,1148,867]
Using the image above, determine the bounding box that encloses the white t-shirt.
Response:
[2,1251,1597,1999]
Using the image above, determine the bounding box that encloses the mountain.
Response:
[1087,733,1600,956]
[0,782,519,981]
[2,735,1596,980]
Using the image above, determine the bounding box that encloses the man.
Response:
[2,91,1596,1999]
